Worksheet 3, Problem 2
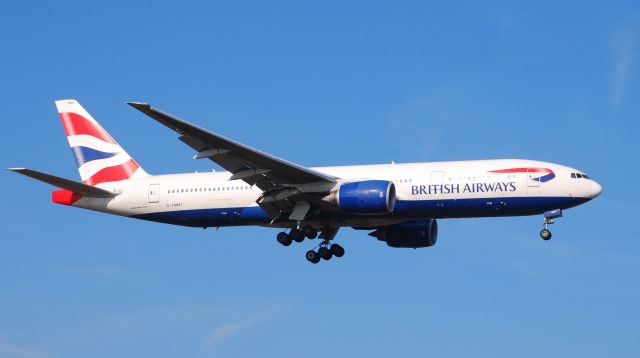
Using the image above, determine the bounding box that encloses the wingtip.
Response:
[6,167,26,172]
[127,102,151,110]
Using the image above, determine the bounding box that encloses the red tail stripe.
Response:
[59,112,116,144]
[83,159,139,186]
[490,167,552,174]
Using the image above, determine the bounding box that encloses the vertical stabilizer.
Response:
[55,99,148,186]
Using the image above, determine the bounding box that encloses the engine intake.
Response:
[336,180,396,215]
[370,220,438,248]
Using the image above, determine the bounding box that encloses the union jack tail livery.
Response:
[55,99,148,186]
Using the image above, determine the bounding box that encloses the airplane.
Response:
[8,100,602,263]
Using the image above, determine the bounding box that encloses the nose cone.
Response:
[590,181,602,198]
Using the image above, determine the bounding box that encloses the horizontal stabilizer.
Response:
[7,168,117,198]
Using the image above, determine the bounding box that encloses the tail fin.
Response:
[55,99,148,186]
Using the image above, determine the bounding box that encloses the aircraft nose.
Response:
[590,181,602,198]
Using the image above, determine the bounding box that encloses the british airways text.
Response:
[411,182,517,195]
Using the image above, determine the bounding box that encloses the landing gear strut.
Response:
[540,209,562,241]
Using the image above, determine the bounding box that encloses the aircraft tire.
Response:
[302,226,318,239]
[318,246,332,260]
[277,232,292,246]
[540,229,552,241]
[290,228,304,243]
[330,244,345,258]
[306,250,320,264]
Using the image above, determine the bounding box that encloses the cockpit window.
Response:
[571,173,590,179]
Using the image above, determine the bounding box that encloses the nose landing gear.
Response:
[540,209,562,241]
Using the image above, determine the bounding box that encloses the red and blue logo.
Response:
[489,167,556,183]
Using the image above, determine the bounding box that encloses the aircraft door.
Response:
[527,168,540,187]
[148,184,160,203]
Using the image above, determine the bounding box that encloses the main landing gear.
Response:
[540,209,562,241]
[276,225,317,246]
[305,241,345,264]
[275,225,344,263]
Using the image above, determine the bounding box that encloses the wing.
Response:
[127,102,338,220]
[127,102,335,189]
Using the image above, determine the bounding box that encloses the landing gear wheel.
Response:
[306,250,320,264]
[277,232,292,246]
[318,246,333,260]
[540,229,552,241]
[290,228,304,243]
[330,244,345,258]
[302,225,318,239]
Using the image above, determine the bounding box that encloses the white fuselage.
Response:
[67,159,601,229]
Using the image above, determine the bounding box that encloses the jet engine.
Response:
[323,180,396,215]
[369,220,438,248]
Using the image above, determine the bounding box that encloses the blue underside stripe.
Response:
[71,146,118,167]
[131,196,591,228]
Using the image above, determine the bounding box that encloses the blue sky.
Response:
[1,0,639,357]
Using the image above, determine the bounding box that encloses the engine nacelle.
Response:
[334,180,396,215]
[370,220,438,248]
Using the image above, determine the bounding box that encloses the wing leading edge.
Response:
[127,102,336,191]
[127,102,338,220]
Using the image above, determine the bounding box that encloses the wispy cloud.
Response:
[0,339,50,358]
[45,303,283,355]
[204,305,282,351]
[611,26,639,110]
